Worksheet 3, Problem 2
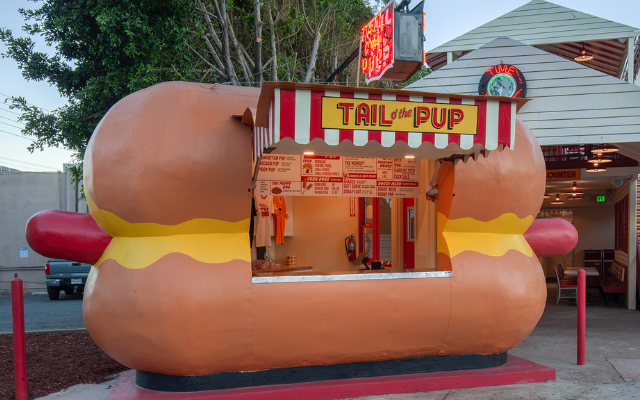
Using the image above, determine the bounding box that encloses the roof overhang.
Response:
[250,82,528,161]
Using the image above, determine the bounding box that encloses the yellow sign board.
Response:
[546,169,581,181]
[321,97,478,134]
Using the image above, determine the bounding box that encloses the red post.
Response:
[577,269,586,366]
[12,273,28,400]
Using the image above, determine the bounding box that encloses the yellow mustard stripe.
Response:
[94,233,250,269]
[437,212,533,258]
[86,193,250,237]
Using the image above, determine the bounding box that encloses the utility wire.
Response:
[0,156,58,170]
[0,92,52,112]
[0,105,23,116]
[0,128,35,141]
[0,120,26,130]
[0,114,25,126]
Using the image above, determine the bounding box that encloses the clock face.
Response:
[478,64,527,98]
[488,74,516,97]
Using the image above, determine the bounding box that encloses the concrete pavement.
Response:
[0,292,85,333]
[32,284,640,399]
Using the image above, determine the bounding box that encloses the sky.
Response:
[1,0,639,172]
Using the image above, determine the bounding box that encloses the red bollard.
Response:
[577,269,586,365]
[12,273,28,400]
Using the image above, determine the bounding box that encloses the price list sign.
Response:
[256,154,420,198]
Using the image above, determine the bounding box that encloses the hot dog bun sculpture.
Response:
[26,81,577,377]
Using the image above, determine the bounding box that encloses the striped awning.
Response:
[252,82,527,160]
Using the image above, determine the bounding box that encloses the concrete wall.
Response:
[0,166,87,294]
[572,205,616,268]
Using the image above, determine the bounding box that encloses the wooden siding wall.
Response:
[409,38,640,147]
[429,0,639,55]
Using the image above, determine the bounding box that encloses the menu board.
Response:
[256,155,420,198]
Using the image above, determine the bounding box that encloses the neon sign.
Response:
[478,63,527,98]
[361,1,395,83]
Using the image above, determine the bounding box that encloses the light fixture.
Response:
[586,162,607,172]
[405,155,415,159]
[565,182,584,195]
[303,151,315,155]
[574,44,593,62]
[543,193,551,198]
[551,194,564,205]
[590,144,618,153]
[587,154,612,163]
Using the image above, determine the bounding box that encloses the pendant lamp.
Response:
[586,162,606,172]
[551,194,564,205]
[575,44,593,62]
[587,154,612,163]
[591,144,618,153]
[565,182,584,195]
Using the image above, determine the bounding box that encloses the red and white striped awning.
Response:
[252,82,527,160]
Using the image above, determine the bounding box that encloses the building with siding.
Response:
[410,0,640,309]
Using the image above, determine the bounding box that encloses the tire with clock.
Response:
[478,64,527,98]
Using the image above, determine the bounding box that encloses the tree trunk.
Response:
[267,7,278,82]
[304,31,321,83]
[218,0,239,85]
[253,0,263,87]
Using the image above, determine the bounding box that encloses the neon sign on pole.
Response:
[361,1,395,83]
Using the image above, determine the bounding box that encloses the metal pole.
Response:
[12,273,28,400]
[577,269,586,365]
[356,39,363,88]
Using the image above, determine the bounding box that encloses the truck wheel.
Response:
[47,287,60,300]
[64,288,74,296]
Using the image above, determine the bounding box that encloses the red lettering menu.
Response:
[256,155,420,198]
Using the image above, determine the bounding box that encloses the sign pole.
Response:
[356,39,362,88]
[577,269,586,365]
[12,273,28,400]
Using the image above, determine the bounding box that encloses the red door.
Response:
[403,198,415,269]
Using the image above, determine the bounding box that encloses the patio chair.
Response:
[554,264,577,305]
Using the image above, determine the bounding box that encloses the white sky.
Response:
[0,0,639,171]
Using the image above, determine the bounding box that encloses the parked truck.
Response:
[45,259,91,300]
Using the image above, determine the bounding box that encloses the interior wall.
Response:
[572,205,615,267]
[272,196,356,271]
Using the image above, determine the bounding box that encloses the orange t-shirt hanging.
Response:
[273,196,288,245]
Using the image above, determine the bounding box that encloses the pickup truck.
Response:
[45,259,91,300]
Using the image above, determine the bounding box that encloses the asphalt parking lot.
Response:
[0,292,85,333]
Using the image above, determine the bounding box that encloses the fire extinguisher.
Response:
[345,235,356,262]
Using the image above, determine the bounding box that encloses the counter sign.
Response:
[361,1,395,83]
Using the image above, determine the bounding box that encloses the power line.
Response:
[0,105,23,116]
[0,128,35,141]
[0,92,52,113]
[0,115,25,126]
[0,156,58,171]
[0,120,26,130]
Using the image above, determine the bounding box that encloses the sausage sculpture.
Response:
[26,81,577,377]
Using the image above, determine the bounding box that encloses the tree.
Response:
[190,0,373,86]
[1,0,202,181]
[1,0,373,182]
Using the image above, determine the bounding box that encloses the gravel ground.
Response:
[0,332,128,400]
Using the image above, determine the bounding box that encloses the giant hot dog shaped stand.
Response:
[26,81,577,381]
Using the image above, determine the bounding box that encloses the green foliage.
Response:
[1,0,201,182]
[397,65,432,88]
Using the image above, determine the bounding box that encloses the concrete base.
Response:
[107,355,555,400]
